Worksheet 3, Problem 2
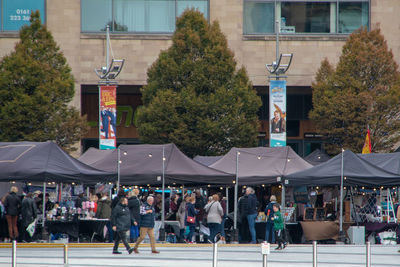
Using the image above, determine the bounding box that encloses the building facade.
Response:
[0,0,398,156]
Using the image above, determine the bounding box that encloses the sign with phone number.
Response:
[3,0,45,31]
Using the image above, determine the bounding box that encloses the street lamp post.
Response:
[117,147,127,191]
[117,147,121,190]
[339,148,344,240]
[233,150,240,242]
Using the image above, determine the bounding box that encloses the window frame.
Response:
[80,0,210,34]
[243,0,370,36]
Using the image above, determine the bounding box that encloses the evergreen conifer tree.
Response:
[0,11,88,152]
[136,9,261,157]
[310,28,400,154]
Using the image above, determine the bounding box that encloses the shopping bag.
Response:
[26,219,37,237]
[378,230,397,245]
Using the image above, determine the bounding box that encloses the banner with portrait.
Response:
[269,80,286,147]
[99,85,117,150]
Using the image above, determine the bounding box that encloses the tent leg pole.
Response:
[226,187,229,213]
[339,148,344,241]
[59,183,63,203]
[42,182,46,226]
[42,182,47,241]
[233,150,239,243]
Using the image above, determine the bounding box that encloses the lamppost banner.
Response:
[99,85,117,150]
[269,80,286,147]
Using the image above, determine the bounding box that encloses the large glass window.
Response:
[281,2,331,33]
[243,0,369,35]
[244,2,274,34]
[177,0,208,17]
[81,0,112,32]
[81,0,209,33]
[2,0,46,31]
[339,2,369,33]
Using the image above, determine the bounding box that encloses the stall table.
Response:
[46,219,109,242]
[300,221,352,241]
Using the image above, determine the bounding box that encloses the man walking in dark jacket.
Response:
[111,197,135,254]
[133,196,159,254]
[21,193,37,242]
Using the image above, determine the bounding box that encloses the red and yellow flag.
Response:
[362,129,371,154]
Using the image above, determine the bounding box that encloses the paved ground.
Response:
[0,243,399,267]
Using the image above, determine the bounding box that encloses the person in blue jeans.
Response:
[264,195,277,243]
[185,196,198,243]
[204,194,223,243]
[246,187,258,244]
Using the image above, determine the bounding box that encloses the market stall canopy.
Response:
[358,152,400,175]
[193,155,223,167]
[209,146,313,185]
[287,150,400,186]
[0,141,116,183]
[78,147,115,165]
[304,149,330,166]
[79,144,233,185]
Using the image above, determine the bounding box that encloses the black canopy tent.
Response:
[358,152,400,175]
[78,147,115,166]
[0,141,115,184]
[79,144,234,236]
[209,146,313,185]
[79,144,233,186]
[0,141,116,227]
[209,146,312,233]
[304,149,331,166]
[193,155,223,167]
[286,150,400,186]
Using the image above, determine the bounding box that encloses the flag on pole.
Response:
[362,129,371,154]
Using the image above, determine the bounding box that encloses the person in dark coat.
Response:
[264,195,277,244]
[96,192,113,242]
[74,193,87,209]
[246,187,258,244]
[4,187,21,240]
[133,196,159,254]
[194,190,206,223]
[21,192,38,242]
[111,189,126,210]
[238,193,249,243]
[111,197,135,254]
[128,189,141,242]
[185,196,198,243]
